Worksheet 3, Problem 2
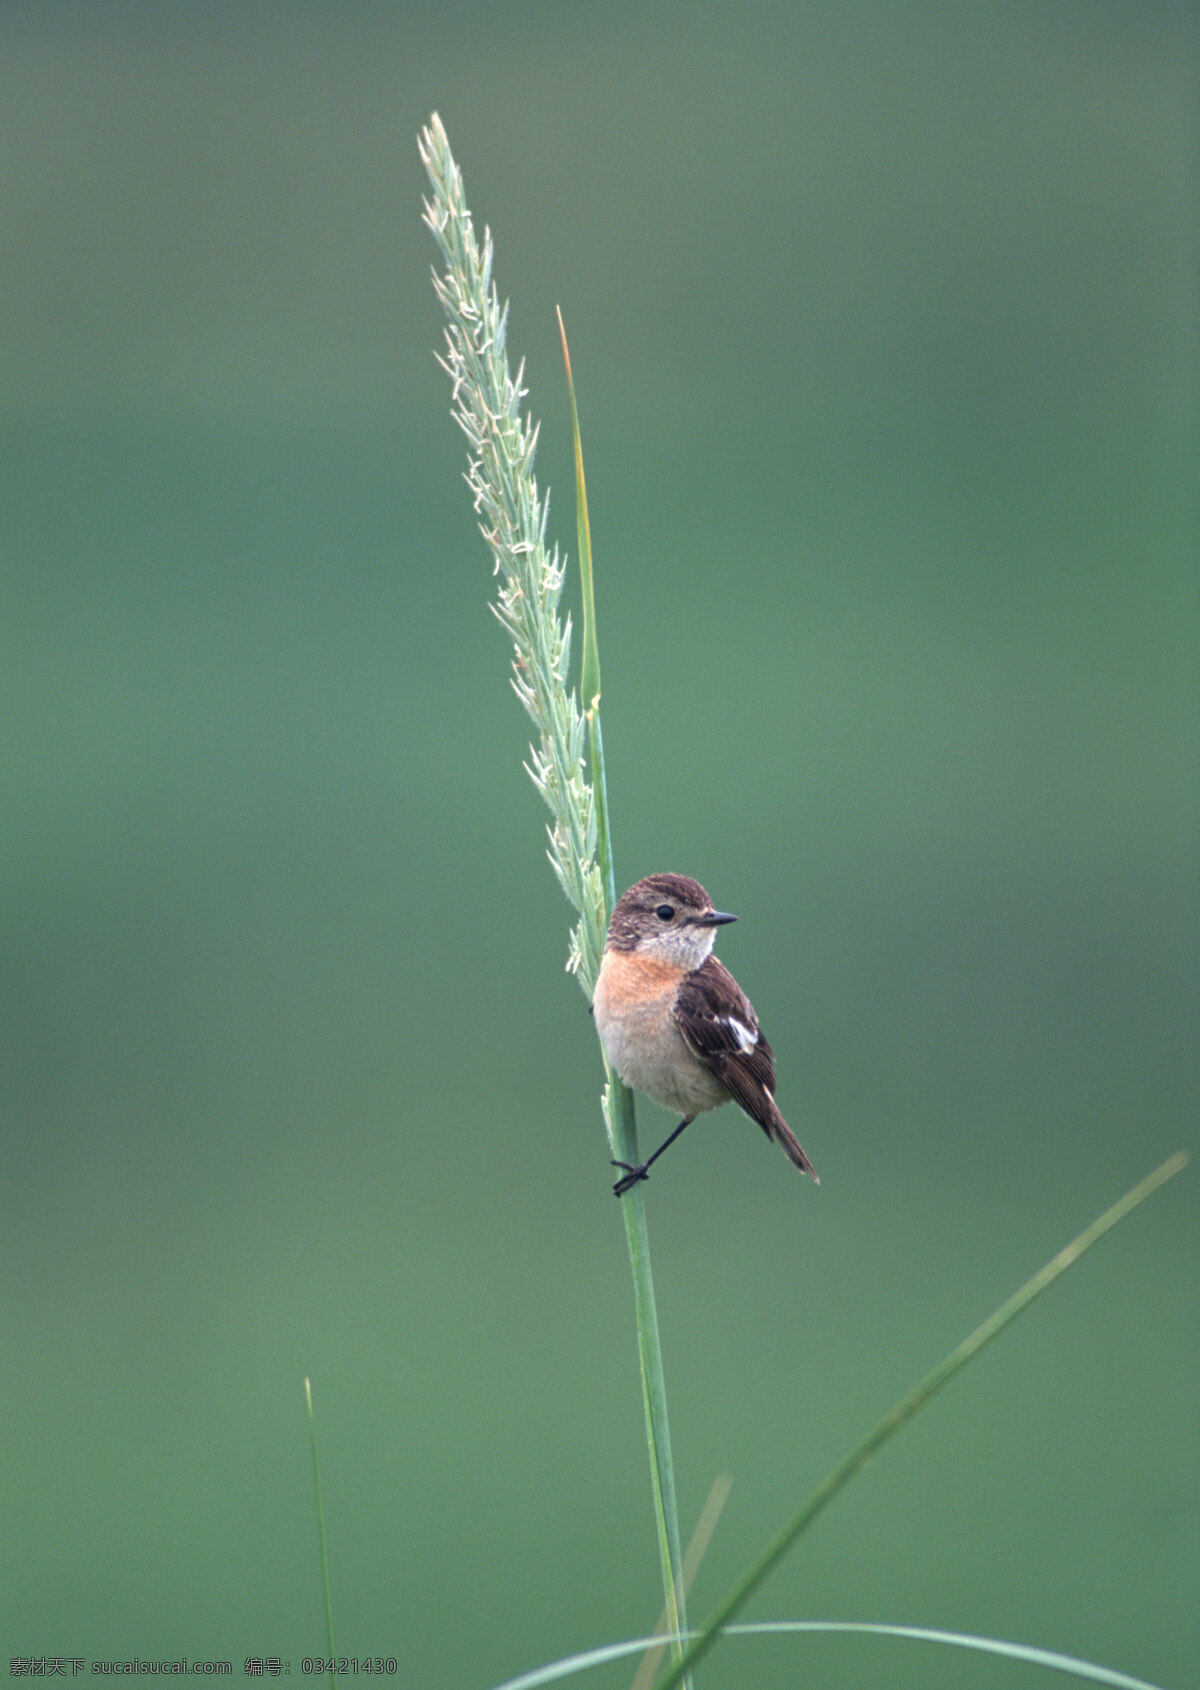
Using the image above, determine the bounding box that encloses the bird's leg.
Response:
[612,1116,695,1196]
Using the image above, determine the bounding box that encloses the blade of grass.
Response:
[556,314,602,742]
[630,1474,733,1690]
[651,1151,1189,1690]
[488,1621,1171,1690]
[556,307,690,1687]
[303,1377,336,1666]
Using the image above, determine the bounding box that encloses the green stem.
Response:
[611,1079,690,1683]
[559,311,690,1684]
[304,1377,337,1667]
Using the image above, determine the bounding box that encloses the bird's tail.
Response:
[767,1103,819,1183]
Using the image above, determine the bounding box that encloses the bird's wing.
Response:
[673,955,778,1116]
[675,954,818,1181]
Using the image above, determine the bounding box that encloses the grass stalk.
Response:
[421,114,690,1686]
[630,1474,732,1690]
[609,1096,689,1676]
[303,1377,336,1667]
[558,306,690,1681]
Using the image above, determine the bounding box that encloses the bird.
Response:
[591,873,818,1196]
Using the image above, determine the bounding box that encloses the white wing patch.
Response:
[720,1015,758,1053]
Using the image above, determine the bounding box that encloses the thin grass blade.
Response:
[303,1377,336,1665]
[630,1473,732,1690]
[488,1621,1171,1690]
[651,1152,1189,1690]
[554,312,690,1686]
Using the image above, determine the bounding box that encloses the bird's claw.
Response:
[611,1159,650,1197]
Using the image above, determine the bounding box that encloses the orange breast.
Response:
[599,949,684,1004]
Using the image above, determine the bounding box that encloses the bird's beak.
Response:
[695,908,737,926]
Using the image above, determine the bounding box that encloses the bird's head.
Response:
[605,873,737,970]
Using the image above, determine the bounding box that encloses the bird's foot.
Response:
[611,1159,650,1197]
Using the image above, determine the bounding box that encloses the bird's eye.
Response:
[655,905,675,921]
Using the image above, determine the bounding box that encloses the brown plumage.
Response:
[673,955,818,1178]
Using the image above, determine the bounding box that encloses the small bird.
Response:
[592,873,818,1196]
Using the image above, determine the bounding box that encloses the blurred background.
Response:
[4,3,1196,1685]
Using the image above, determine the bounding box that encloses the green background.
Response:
[4,3,1196,1686]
